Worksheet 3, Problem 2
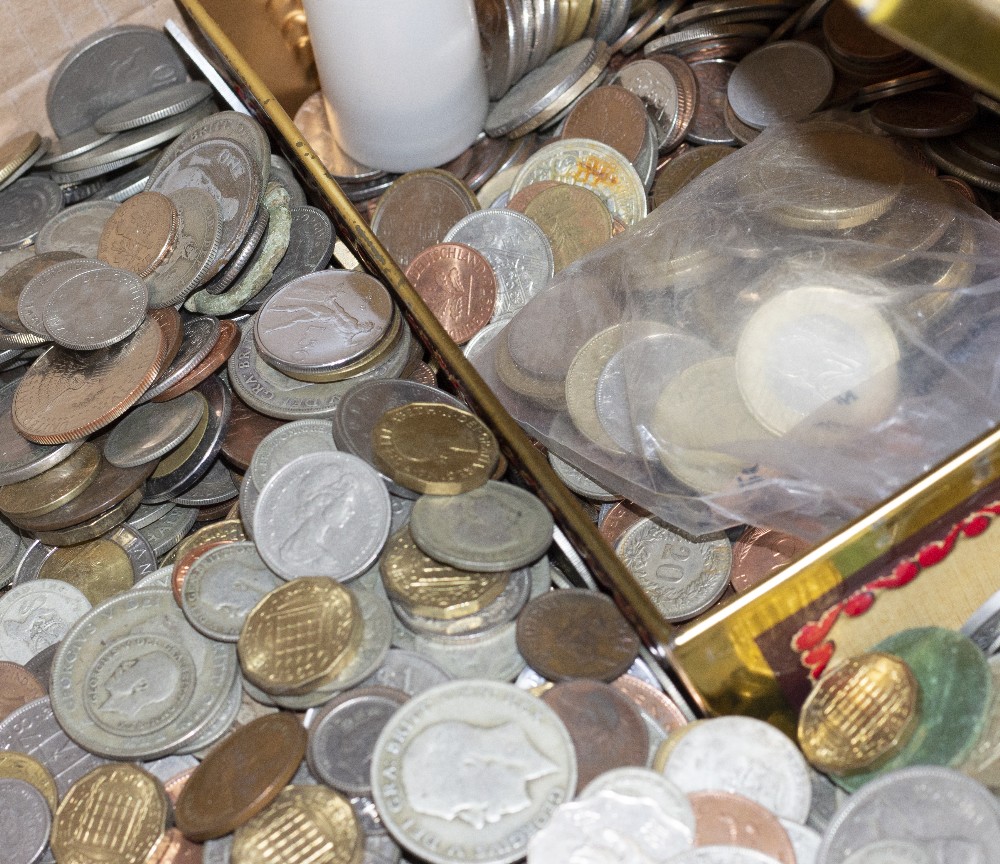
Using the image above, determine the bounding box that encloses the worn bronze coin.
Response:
[0,440,100,518]
[561,85,650,164]
[690,790,796,863]
[524,183,613,272]
[506,179,562,213]
[516,588,640,682]
[152,319,240,402]
[175,713,308,842]
[404,243,496,345]
[98,190,179,278]
[541,679,649,792]
[0,662,46,723]
[611,674,689,733]
[730,526,812,594]
[220,394,286,472]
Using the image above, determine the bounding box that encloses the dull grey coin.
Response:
[0,777,49,863]
[0,177,64,251]
[105,391,207,468]
[98,159,155,203]
[17,258,109,339]
[35,199,118,257]
[42,266,148,351]
[46,25,188,137]
[35,127,116,168]
[95,80,214,133]
[135,505,199,557]
[170,458,240,506]
[268,155,308,207]
[126,501,176,530]
[409,481,553,572]
[357,647,452,696]
[249,418,337,491]
[0,378,84,486]
[139,314,220,403]
[0,581,91,664]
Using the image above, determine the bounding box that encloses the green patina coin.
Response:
[838,626,991,792]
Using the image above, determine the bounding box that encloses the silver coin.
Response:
[0,581,91,664]
[371,679,576,864]
[364,834,402,864]
[443,209,553,319]
[662,715,811,823]
[780,819,820,864]
[249,418,337,490]
[669,849,785,864]
[95,81,214,133]
[132,566,174,591]
[476,0,524,98]
[239,471,259,542]
[176,671,243,756]
[616,518,732,622]
[253,451,391,580]
[171,458,239,507]
[838,841,932,864]
[548,453,620,502]
[49,587,238,759]
[0,517,23,577]
[98,159,156,203]
[409,621,527,682]
[42,266,148,351]
[105,391,207,468]
[463,315,513,366]
[140,314,220,403]
[727,42,833,130]
[135,505,198,557]
[818,766,1000,863]
[199,200,268,296]
[35,200,118,257]
[0,696,109,797]
[17,258,109,338]
[180,541,282,642]
[106,522,158,582]
[139,752,199,783]
[410,481,553,572]
[35,127,117,169]
[46,25,189,136]
[0,177,64,251]
[388,493,414,535]
[45,147,159,185]
[357,647,452,696]
[268,155,307,207]
[581,766,697,835]
[307,685,409,796]
[0,777,50,864]
[202,835,234,864]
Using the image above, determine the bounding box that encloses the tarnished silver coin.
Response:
[0,378,84,486]
[409,481,553,572]
[171,458,239,507]
[134,505,198,557]
[180,541,282,641]
[139,314,220,403]
[105,391,207,468]
[42,266,148,351]
[357,647,452,696]
[0,581,91,664]
[49,587,237,759]
[0,777,51,864]
[35,127,116,169]
[404,621,527,683]
[372,679,576,864]
[0,177,64,251]
[35,199,118,257]
[253,451,391,580]
[611,59,682,152]
[616,518,732,622]
[249,418,337,490]
[780,820,821,864]
[17,258,109,338]
[126,501,175,532]
[95,80,214,133]
[548,453,620,502]
[443,209,553,319]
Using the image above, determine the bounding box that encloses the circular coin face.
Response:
[371,680,577,864]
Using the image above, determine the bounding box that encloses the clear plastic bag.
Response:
[473,117,1000,539]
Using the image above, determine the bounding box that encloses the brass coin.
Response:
[238,577,363,696]
[798,651,921,776]
[31,488,143,547]
[37,537,134,605]
[175,713,307,842]
[0,440,100,518]
[160,517,246,568]
[0,662,46,723]
[52,763,169,864]
[0,751,58,814]
[372,402,499,495]
[524,183,613,272]
[0,131,42,185]
[379,527,510,620]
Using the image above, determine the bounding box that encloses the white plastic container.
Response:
[302,0,489,173]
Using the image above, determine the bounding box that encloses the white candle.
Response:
[302,0,489,173]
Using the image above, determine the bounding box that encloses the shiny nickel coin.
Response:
[248,418,338,490]
[104,390,207,468]
[95,81,214,133]
[0,177,64,251]
[41,266,148,351]
[135,504,199,557]
[35,200,118,257]
[0,777,51,864]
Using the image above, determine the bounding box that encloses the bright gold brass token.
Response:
[238,577,363,696]
[0,441,100,518]
[51,763,169,864]
[380,527,510,620]
[372,402,499,495]
[232,785,363,864]
[798,651,921,776]
[0,131,41,184]
[0,751,58,813]
[37,537,134,604]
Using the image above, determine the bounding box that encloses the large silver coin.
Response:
[357,647,452,696]
[17,258,108,339]
[104,391,207,468]
[0,177,64,251]
[35,200,118,257]
[135,505,198,557]
[0,581,91,664]
[95,80,214,133]
[249,418,337,490]
[253,451,391,580]
[818,766,1000,863]
[0,777,51,864]
[50,588,237,760]
[42,266,148,351]
[371,680,576,864]
[0,378,84,486]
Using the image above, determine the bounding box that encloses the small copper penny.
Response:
[98,190,179,278]
[149,307,184,371]
[516,588,640,682]
[611,674,688,733]
[562,85,650,164]
[404,361,437,388]
[175,713,307,842]
[220,394,286,472]
[152,319,240,402]
[730,526,812,594]
[599,501,651,549]
[524,184,613,272]
[404,242,497,345]
[541,679,649,792]
[0,662,45,722]
[690,790,796,864]
[149,828,203,864]
[506,180,562,213]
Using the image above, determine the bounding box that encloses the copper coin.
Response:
[152,319,240,402]
[562,85,650,164]
[822,0,909,67]
[516,588,640,682]
[175,713,307,842]
[541,679,649,792]
[9,454,155,532]
[12,316,168,445]
[195,499,236,523]
[149,828,203,864]
[524,183,613,272]
[220,394,286,472]
[598,501,651,549]
[149,307,184,371]
[0,440,101,518]
[370,169,479,269]
[686,59,739,146]
[0,662,45,722]
[730,526,812,593]
[98,190,179,278]
[611,674,689,732]
[171,539,231,606]
[506,179,562,213]
[690,790,796,863]
[0,251,80,332]
[404,361,437,388]
[163,767,196,807]
[404,242,497,345]
[871,91,978,138]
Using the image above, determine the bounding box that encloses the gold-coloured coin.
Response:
[0,441,101,518]
[798,651,921,776]
[238,577,363,696]
[565,0,594,45]
[372,402,499,495]
[37,537,134,605]
[160,517,246,567]
[524,183,612,272]
[380,527,510,620]
[652,145,736,209]
[232,785,363,864]
[0,131,42,184]
[0,751,58,814]
[51,763,169,864]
